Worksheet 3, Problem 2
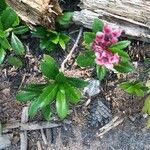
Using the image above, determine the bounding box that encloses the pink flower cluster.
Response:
[92,24,122,69]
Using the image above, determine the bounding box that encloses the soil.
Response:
[0,1,150,150]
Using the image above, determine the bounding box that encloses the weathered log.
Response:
[73,0,150,42]
[6,0,62,28]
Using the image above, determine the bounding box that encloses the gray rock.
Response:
[0,135,11,149]
[83,79,100,97]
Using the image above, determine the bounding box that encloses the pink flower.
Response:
[93,24,122,51]
[95,51,120,69]
[92,24,122,69]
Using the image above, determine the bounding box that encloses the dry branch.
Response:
[73,0,150,42]
[97,115,125,138]
[20,107,28,150]
[3,122,61,133]
[6,0,62,28]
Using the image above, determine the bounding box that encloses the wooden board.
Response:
[73,0,150,42]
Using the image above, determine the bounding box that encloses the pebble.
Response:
[83,79,100,97]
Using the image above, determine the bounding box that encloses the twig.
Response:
[41,129,48,145]
[20,107,28,150]
[37,141,42,150]
[97,115,125,138]
[60,27,83,72]
[18,74,26,90]
[3,122,60,133]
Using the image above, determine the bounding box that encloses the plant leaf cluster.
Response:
[0,2,29,67]
[32,27,70,51]
[120,80,149,97]
[16,55,88,120]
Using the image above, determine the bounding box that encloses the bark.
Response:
[6,0,62,28]
[73,0,150,42]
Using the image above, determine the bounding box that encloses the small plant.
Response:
[0,1,29,68]
[76,18,134,81]
[16,55,88,120]
[56,12,73,27]
[32,27,70,51]
[120,80,149,97]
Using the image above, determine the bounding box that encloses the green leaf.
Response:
[11,33,25,55]
[110,48,130,60]
[63,83,81,104]
[32,27,47,38]
[59,34,70,43]
[42,105,52,121]
[12,16,20,27]
[0,0,7,14]
[76,51,95,67]
[83,32,96,44]
[7,56,23,68]
[56,90,68,119]
[92,18,104,33]
[1,7,18,29]
[120,81,148,97]
[0,48,6,64]
[0,37,11,49]
[66,77,89,88]
[0,30,6,38]
[55,72,67,83]
[40,55,59,79]
[40,39,55,51]
[56,12,73,26]
[28,83,58,117]
[21,84,47,92]
[96,65,107,81]
[13,26,29,34]
[142,95,150,115]
[110,40,131,50]
[51,34,59,44]
[114,61,134,73]
[59,39,66,50]
[16,91,39,102]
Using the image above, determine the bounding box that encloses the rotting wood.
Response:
[5,0,62,28]
[73,0,150,42]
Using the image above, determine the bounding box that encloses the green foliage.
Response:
[40,55,59,80]
[142,95,150,115]
[92,18,104,33]
[84,32,96,44]
[0,48,6,64]
[0,0,7,14]
[16,55,88,120]
[76,51,95,67]
[11,32,25,55]
[114,61,134,73]
[96,65,107,81]
[56,12,73,27]
[110,40,131,50]
[120,80,148,97]
[32,27,70,51]
[0,4,29,66]
[7,56,23,68]
[1,7,19,29]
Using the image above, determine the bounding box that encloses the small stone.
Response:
[83,79,100,97]
[0,135,11,149]
[143,113,148,118]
